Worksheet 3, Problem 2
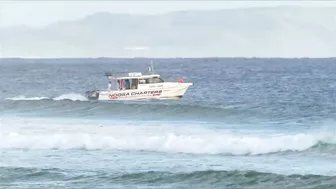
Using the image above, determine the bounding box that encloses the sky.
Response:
[1,1,336,28]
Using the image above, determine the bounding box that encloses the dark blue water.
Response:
[1,58,336,188]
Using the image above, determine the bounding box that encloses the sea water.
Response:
[1,58,336,188]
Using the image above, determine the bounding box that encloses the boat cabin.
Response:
[107,72,164,91]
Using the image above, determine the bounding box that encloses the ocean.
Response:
[0,58,336,188]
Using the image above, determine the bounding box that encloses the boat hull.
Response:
[85,83,192,101]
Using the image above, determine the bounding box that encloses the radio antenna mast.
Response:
[148,60,155,74]
[151,60,155,74]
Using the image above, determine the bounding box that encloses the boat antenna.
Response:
[148,60,155,74]
[151,60,155,74]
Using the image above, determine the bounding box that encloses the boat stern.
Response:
[85,90,100,100]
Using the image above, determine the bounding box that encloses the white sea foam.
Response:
[5,93,88,101]
[6,96,49,101]
[52,93,88,101]
[1,131,334,155]
[1,117,335,155]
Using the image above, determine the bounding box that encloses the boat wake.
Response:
[5,93,88,101]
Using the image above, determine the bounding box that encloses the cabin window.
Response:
[130,79,138,89]
[139,79,146,84]
[110,80,120,91]
[146,77,164,84]
[117,80,123,90]
[117,79,138,90]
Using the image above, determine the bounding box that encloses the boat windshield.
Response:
[109,76,164,91]
[109,80,120,91]
[139,77,164,84]
[110,78,139,91]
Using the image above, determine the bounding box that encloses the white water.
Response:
[52,93,88,101]
[5,93,88,101]
[1,117,335,155]
[5,96,49,101]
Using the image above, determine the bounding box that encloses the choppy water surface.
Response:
[1,58,336,188]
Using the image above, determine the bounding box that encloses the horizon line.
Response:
[1,57,336,60]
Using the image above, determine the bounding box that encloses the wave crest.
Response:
[1,130,335,155]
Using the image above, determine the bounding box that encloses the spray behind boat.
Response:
[84,70,114,100]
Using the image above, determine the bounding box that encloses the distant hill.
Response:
[1,6,336,58]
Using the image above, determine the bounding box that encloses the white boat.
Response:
[85,64,193,101]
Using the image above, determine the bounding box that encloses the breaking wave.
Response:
[1,128,335,155]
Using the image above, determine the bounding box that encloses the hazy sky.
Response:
[1,1,336,28]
